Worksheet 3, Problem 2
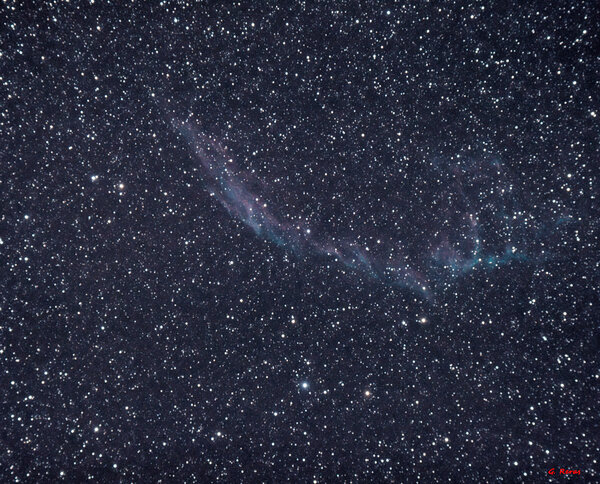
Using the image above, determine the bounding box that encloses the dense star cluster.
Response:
[1,1,598,481]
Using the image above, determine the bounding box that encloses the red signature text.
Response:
[548,468,581,475]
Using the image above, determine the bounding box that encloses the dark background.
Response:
[1,1,598,481]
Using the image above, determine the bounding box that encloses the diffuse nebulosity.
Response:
[178,120,571,302]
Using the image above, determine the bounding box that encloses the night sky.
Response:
[1,1,599,482]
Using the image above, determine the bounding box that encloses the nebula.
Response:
[176,120,573,303]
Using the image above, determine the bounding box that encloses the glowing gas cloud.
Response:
[176,120,572,302]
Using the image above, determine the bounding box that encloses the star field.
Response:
[1,1,599,482]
